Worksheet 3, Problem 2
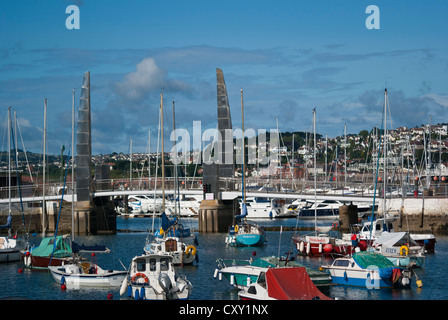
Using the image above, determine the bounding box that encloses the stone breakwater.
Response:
[378,197,448,235]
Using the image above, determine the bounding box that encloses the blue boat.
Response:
[226,204,266,247]
[321,251,418,289]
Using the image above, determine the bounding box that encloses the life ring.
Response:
[234,225,239,233]
[185,245,197,256]
[399,245,409,256]
[132,273,149,283]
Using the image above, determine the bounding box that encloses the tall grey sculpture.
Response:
[76,71,92,202]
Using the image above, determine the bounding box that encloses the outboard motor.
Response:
[158,273,173,293]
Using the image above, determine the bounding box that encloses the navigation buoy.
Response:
[18,268,23,273]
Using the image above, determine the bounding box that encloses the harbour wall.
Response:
[378,197,448,235]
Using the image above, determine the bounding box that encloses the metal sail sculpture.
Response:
[216,68,234,178]
[76,71,92,202]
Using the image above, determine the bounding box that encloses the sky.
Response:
[0,0,447,155]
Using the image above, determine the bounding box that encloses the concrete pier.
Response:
[198,199,234,233]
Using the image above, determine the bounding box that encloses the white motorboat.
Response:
[166,196,201,217]
[48,261,127,288]
[120,253,192,300]
[144,237,198,265]
[0,236,24,263]
[127,194,164,213]
[372,231,425,268]
[320,251,418,289]
[298,199,373,220]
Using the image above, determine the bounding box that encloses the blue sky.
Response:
[0,0,447,155]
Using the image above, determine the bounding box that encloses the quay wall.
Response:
[377,197,448,235]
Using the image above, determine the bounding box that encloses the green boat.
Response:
[214,256,333,289]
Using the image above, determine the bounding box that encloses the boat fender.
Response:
[299,241,304,252]
[400,245,409,256]
[140,287,146,300]
[214,268,219,278]
[195,254,199,263]
[185,245,196,256]
[119,278,128,296]
[219,272,222,281]
[230,273,235,286]
[319,243,323,253]
[60,275,66,285]
[247,275,251,286]
[24,252,31,266]
[127,285,132,297]
[306,242,311,255]
[134,289,139,300]
[234,225,239,233]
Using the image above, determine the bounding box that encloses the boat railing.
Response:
[216,258,252,269]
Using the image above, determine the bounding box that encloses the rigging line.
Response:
[10,113,26,231]
[15,116,34,183]
[48,147,71,266]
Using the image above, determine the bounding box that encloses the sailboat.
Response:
[291,109,354,256]
[0,108,27,262]
[226,89,266,247]
[143,93,198,265]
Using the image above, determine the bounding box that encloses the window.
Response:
[150,259,156,272]
[257,272,267,289]
[160,258,169,271]
[333,259,350,267]
[136,259,146,272]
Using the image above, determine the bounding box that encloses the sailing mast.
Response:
[42,98,47,237]
[382,89,388,218]
[8,108,12,235]
[71,89,75,242]
[313,108,317,230]
[241,89,246,205]
[161,92,165,213]
[172,100,178,216]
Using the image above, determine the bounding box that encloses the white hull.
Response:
[48,264,127,288]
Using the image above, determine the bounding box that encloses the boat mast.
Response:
[42,98,47,237]
[382,89,387,218]
[172,100,178,216]
[71,89,75,242]
[313,108,317,230]
[161,91,165,212]
[241,88,246,204]
[7,107,11,234]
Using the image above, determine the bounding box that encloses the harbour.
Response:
[1,1,448,307]
[1,216,448,301]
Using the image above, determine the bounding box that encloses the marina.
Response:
[0,216,448,301]
[1,1,447,308]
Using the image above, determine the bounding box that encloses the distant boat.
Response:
[297,199,373,220]
[238,267,332,300]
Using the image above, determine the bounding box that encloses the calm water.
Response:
[1,216,447,300]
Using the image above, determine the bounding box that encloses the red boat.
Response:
[292,232,367,257]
